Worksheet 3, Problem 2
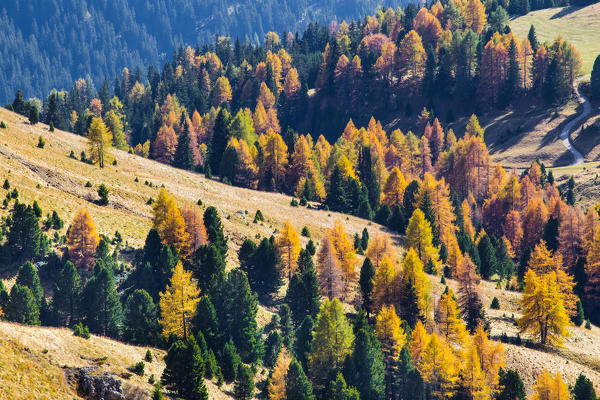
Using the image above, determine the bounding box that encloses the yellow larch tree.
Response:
[461,341,490,400]
[259,129,289,190]
[67,209,100,269]
[329,220,358,294]
[180,205,208,254]
[417,173,457,247]
[372,255,399,311]
[528,240,577,316]
[435,288,468,348]
[531,370,570,400]
[471,325,505,391]
[87,116,112,168]
[461,199,476,240]
[402,248,431,317]
[159,261,201,340]
[410,320,429,365]
[152,188,190,257]
[419,333,459,399]
[406,209,440,266]
[268,347,292,400]
[518,270,570,346]
[276,221,301,280]
[365,233,395,269]
[376,305,407,394]
[382,167,407,207]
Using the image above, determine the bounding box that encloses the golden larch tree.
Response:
[87,117,112,168]
[461,341,490,400]
[366,233,395,269]
[518,269,570,346]
[419,333,459,399]
[268,347,292,400]
[276,221,301,280]
[410,320,429,365]
[159,261,201,340]
[382,167,408,207]
[67,209,100,269]
[406,209,440,266]
[181,205,208,254]
[435,287,468,348]
[329,220,358,294]
[153,188,191,257]
[531,370,569,400]
[372,255,399,311]
[317,236,344,300]
[376,305,407,394]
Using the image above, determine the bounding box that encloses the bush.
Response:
[145,349,153,362]
[197,199,203,206]
[0,121,6,129]
[254,209,264,223]
[69,150,76,159]
[585,319,591,330]
[49,122,55,132]
[491,297,500,309]
[112,159,117,166]
[97,184,109,206]
[85,181,92,188]
[3,179,9,190]
[299,197,307,206]
[37,136,45,148]
[301,226,310,237]
[129,361,145,376]
[290,199,299,207]
[146,197,154,205]
[73,322,90,339]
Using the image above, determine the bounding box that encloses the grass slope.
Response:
[509,4,600,73]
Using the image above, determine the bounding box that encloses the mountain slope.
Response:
[509,4,600,73]
[0,0,411,103]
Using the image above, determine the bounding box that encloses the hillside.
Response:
[0,0,411,103]
[509,4,600,73]
[0,106,393,263]
[1,107,600,397]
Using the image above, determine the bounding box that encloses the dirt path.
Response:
[560,75,591,165]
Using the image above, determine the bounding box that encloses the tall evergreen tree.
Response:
[234,364,255,400]
[477,234,498,280]
[162,336,209,400]
[286,359,316,400]
[572,373,597,400]
[7,285,40,325]
[7,203,42,260]
[393,347,425,400]
[294,315,315,371]
[123,289,160,345]
[52,261,81,326]
[209,108,231,173]
[326,165,349,212]
[359,257,376,316]
[496,368,526,400]
[346,324,386,400]
[358,146,380,210]
[528,25,539,54]
[174,120,195,170]
[204,206,228,257]
[81,263,123,338]
[286,266,320,325]
[16,261,43,304]
[226,270,259,362]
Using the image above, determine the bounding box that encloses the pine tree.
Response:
[572,373,597,400]
[7,203,42,260]
[360,257,376,315]
[286,266,320,325]
[394,347,425,400]
[209,108,231,173]
[162,336,209,400]
[286,359,316,400]
[497,368,526,400]
[326,165,349,212]
[159,261,201,340]
[7,285,40,325]
[528,25,539,54]
[477,234,498,280]
[204,206,228,257]
[295,316,314,371]
[174,119,196,170]
[52,261,81,326]
[376,305,406,397]
[234,364,255,400]
[327,373,360,400]
[346,317,385,400]
[193,296,220,351]
[124,289,160,345]
[81,263,122,337]
[16,261,43,304]
[592,55,600,101]
[226,269,259,362]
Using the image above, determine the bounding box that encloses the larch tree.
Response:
[365,233,395,269]
[152,124,178,164]
[410,320,429,366]
[461,341,490,400]
[308,298,354,390]
[259,129,288,190]
[435,287,468,348]
[419,333,459,399]
[456,255,486,333]
[471,325,505,390]
[518,269,570,346]
[87,116,112,168]
[152,188,190,257]
[406,209,439,266]
[276,221,301,280]
[67,209,100,269]
[382,167,408,207]
[464,0,487,34]
[402,247,431,318]
[159,261,201,340]
[181,205,208,254]
[372,255,398,312]
[212,76,233,107]
[268,346,292,400]
[398,30,426,83]
[375,305,407,395]
[531,370,569,400]
[316,236,344,300]
[329,220,358,295]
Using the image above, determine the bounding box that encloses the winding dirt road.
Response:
[560,75,591,166]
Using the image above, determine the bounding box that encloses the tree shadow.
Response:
[550,5,582,19]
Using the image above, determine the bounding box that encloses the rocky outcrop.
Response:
[65,367,125,400]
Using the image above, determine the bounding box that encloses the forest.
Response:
[2,0,600,399]
[0,0,411,104]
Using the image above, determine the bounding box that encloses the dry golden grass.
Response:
[0,320,168,400]
[0,107,392,263]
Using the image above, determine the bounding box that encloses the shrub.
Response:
[97,184,109,206]
[146,197,154,205]
[197,199,203,206]
[112,159,117,166]
[254,209,264,223]
[73,322,90,339]
[11,188,18,199]
[301,226,310,237]
[37,136,45,148]
[85,181,92,188]
[2,179,9,190]
[299,197,307,206]
[69,150,76,159]
[145,349,153,362]
[129,361,145,376]
[585,319,591,330]
[0,121,6,129]
[290,199,299,207]
[49,122,55,132]
[491,297,500,309]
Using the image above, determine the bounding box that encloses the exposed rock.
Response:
[66,367,125,400]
